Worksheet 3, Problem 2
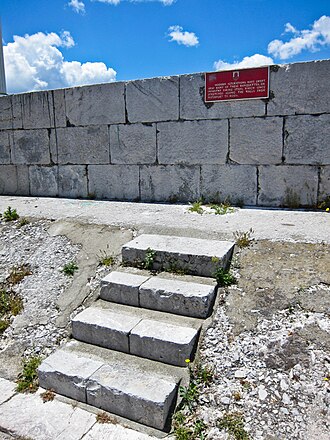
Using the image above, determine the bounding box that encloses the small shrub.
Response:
[217,412,250,440]
[233,228,254,248]
[61,261,78,276]
[16,356,42,393]
[142,248,155,270]
[214,267,236,287]
[7,264,32,285]
[188,201,204,215]
[3,206,19,222]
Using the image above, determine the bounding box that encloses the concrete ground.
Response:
[0,196,329,440]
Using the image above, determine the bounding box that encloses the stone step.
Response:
[71,300,202,366]
[38,340,185,431]
[100,270,217,318]
[122,234,235,277]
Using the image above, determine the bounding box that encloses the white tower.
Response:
[0,20,7,95]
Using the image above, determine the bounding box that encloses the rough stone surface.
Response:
[0,131,11,164]
[58,165,88,198]
[0,165,29,195]
[319,166,330,204]
[139,277,216,318]
[201,164,257,205]
[65,82,126,126]
[100,271,150,306]
[21,91,55,129]
[0,378,16,404]
[140,165,200,202]
[130,318,199,366]
[56,126,109,165]
[230,117,283,164]
[83,423,157,440]
[0,391,95,440]
[122,234,235,277]
[110,124,156,164]
[126,77,179,123]
[11,95,23,129]
[29,166,58,197]
[71,303,141,352]
[88,164,139,200]
[285,115,330,165]
[258,165,318,207]
[53,89,66,128]
[87,363,178,430]
[38,349,103,402]
[158,120,228,165]
[12,129,50,165]
[268,60,330,115]
[180,73,266,120]
[0,96,13,130]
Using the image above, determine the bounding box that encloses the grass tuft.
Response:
[16,356,42,393]
[7,264,32,285]
[217,412,250,440]
[61,261,78,276]
[233,228,254,248]
[188,200,204,215]
[3,206,19,222]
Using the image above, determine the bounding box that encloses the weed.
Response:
[165,260,188,276]
[192,364,214,386]
[61,261,78,276]
[179,381,199,412]
[217,412,250,440]
[143,247,155,270]
[232,391,242,401]
[7,264,32,285]
[40,389,55,402]
[210,203,234,215]
[96,412,117,424]
[318,196,330,211]
[16,356,42,393]
[240,380,252,390]
[0,288,23,317]
[213,267,236,287]
[3,206,19,222]
[0,319,10,333]
[18,217,30,227]
[98,249,117,267]
[233,228,254,248]
[188,200,204,215]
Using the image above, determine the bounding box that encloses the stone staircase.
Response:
[38,234,235,431]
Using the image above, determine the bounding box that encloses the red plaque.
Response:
[205,66,269,102]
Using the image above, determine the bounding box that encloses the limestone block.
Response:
[11,95,23,129]
[180,73,266,120]
[0,378,16,404]
[12,129,50,165]
[285,115,330,165]
[58,165,88,198]
[38,349,103,402]
[319,167,330,204]
[0,391,96,440]
[139,277,216,318]
[130,319,199,366]
[0,130,11,164]
[100,271,150,306]
[21,91,55,129]
[258,165,318,207]
[0,95,13,130]
[29,166,58,197]
[87,363,178,430]
[158,120,228,165]
[126,77,179,123]
[65,82,125,126]
[0,165,29,195]
[201,164,258,205]
[53,89,66,128]
[56,126,109,165]
[88,164,139,200]
[268,60,330,115]
[71,304,141,352]
[110,123,156,164]
[122,234,235,277]
[140,165,200,202]
[230,117,283,164]
[83,423,157,440]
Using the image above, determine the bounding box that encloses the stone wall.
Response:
[0,59,329,207]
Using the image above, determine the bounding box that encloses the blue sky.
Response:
[1,0,330,93]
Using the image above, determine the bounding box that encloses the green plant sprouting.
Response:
[2,206,20,222]
[16,356,42,393]
[61,261,79,276]
[142,247,156,270]
[233,228,254,248]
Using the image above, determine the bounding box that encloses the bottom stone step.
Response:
[38,341,185,431]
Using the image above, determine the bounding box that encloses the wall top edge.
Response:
[1,58,329,98]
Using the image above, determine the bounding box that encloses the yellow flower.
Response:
[324,377,329,381]
[326,207,330,212]
[185,359,191,364]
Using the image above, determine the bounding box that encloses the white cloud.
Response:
[214,54,273,71]
[168,25,199,47]
[268,15,330,60]
[4,31,116,94]
[68,0,86,13]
